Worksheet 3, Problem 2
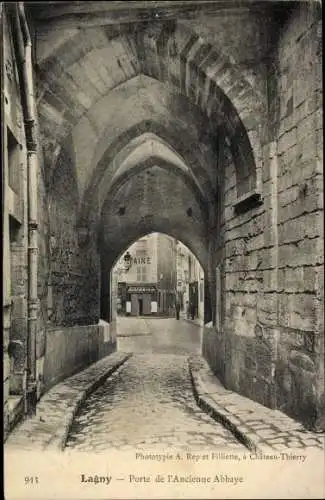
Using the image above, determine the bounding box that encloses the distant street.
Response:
[116,316,202,355]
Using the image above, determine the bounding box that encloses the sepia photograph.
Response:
[2,1,324,498]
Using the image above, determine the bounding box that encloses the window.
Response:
[137,266,147,282]
[9,216,20,296]
[7,127,20,194]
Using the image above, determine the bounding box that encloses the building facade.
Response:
[2,5,30,434]
[115,233,177,317]
[176,241,204,324]
[157,234,177,316]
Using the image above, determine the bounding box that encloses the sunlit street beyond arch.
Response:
[117,317,202,355]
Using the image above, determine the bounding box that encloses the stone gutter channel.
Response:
[188,355,256,451]
[188,354,325,453]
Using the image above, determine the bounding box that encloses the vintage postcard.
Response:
[2,1,324,499]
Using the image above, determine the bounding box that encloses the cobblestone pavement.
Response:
[65,354,245,452]
[5,352,131,451]
[117,317,202,355]
[6,314,323,454]
[190,354,325,452]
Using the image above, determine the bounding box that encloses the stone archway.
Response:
[37,23,262,331]
[98,161,211,324]
[35,12,266,414]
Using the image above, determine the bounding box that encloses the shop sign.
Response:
[132,257,151,265]
[127,285,156,293]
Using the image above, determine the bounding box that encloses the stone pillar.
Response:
[203,278,212,323]
[100,259,111,322]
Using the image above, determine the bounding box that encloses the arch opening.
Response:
[36,15,260,376]
[102,232,206,355]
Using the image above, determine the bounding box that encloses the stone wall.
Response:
[274,3,323,430]
[36,117,50,398]
[43,324,116,391]
[202,2,324,430]
[35,135,103,395]
[100,166,209,272]
[220,144,276,409]
[45,139,101,328]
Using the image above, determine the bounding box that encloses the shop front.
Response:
[126,284,158,316]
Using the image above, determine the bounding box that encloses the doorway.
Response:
[138,298,143,316]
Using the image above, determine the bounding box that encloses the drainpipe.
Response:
[16,2,38,414]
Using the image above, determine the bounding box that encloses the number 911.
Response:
[25,476,39,485]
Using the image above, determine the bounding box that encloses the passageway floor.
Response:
[65,354,245,452]
[4,318,324,453]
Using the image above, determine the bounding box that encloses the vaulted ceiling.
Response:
[29,0,272,266]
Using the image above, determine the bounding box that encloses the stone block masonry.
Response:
[274,2,323,429]
[202,2,324,430]
[43,324,117,392]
